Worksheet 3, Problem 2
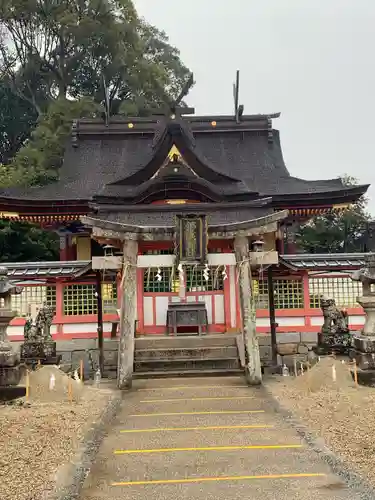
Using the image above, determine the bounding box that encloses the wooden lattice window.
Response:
[63,283,117,316]
[186,265,224,292]
[102,283,118,314]
[11,286,56,317]
[143,265,224,293]
[309,276,362,308]
[253,278,304,309]
[144,268,174,293]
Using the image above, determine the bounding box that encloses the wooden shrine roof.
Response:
[3,260,92,281]
[0,112,369,213]
[0,253,367,280]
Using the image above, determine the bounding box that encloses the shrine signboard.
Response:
[175,214,208,264]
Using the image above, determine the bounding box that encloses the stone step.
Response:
[135,346,238,360]
[134,357,241,372]
[134,368,244,379]
[135,334,237,350]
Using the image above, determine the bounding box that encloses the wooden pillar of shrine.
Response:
[234,235,262,385]
[117,237,138,390]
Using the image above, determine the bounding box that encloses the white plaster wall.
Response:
[7,324,58,337]
[310,316,324,326]
[277,317,305,327]
[143,297,153,325]
[155,296,169,325]
[256,317,304,327]
[214,295,225,324]
[62,322,112,334]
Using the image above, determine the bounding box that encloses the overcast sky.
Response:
[134,0,375,214]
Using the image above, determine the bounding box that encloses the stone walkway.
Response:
[79,376,363,500]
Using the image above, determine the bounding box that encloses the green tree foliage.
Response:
[297,175,371,253]
[0,0,191,262]
[0,82,37,164]
[0,0,191,186]
[0,220,59,261]
[6,97,98,185]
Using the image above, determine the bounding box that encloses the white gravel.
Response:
[266,357,375,488]
[0,380,114,500]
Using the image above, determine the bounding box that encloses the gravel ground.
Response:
[0,372,115,500]
[266,357,375,489]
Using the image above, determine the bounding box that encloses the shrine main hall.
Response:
[0,104,369,373]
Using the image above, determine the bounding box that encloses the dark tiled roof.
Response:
[1,253,366,280]
[2,260,92,280]
[281,253,366,270]
[0,113,369,205]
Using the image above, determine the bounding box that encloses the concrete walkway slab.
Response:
[79,376,365,500]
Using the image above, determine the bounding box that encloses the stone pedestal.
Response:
[0,311,21,387]
[20,340,60,366]
[350,335,375,370]
[349,293,375,383]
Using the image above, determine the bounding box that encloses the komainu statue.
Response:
[21,304,59,366]
[317,296,352,353]
[24,305,55,342]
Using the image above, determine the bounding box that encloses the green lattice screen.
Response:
[11,286,56,317]
[253,278,304,309]
[143,266,224,293]
[309,277,362,308]
[63,283,117,316]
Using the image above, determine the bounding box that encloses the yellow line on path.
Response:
[140,396,254,403]
[120,424,274,433]
[138,385,248,391]
[130,410,265,417]
[114,444,302,454]
[112,473,325,486]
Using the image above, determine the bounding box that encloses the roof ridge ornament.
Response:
[102,74,110,127]
[233,70,244,123]
[71,120,79,148]
[152,73,195,119]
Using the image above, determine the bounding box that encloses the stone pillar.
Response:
[350,253,375,379]
[117,238,138,390]
[234,235,262,385]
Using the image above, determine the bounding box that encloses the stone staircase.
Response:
[134,334,243,378]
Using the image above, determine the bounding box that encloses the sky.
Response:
[134,0,375,213]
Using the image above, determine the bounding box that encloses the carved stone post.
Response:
[234,236,262,385]
[0,267,22,387]
[350,253,375,376]
[117,238,138,389]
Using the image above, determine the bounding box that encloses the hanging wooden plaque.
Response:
[175,214,207,264]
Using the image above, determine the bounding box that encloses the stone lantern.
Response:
[0,267,23,387]
[351,253,375,374]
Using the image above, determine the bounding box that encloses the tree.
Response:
[0,81,37,164]
[0,0,192,262]
[0,220,59,261]
[297,175,371,253]
[0,0,191,186]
